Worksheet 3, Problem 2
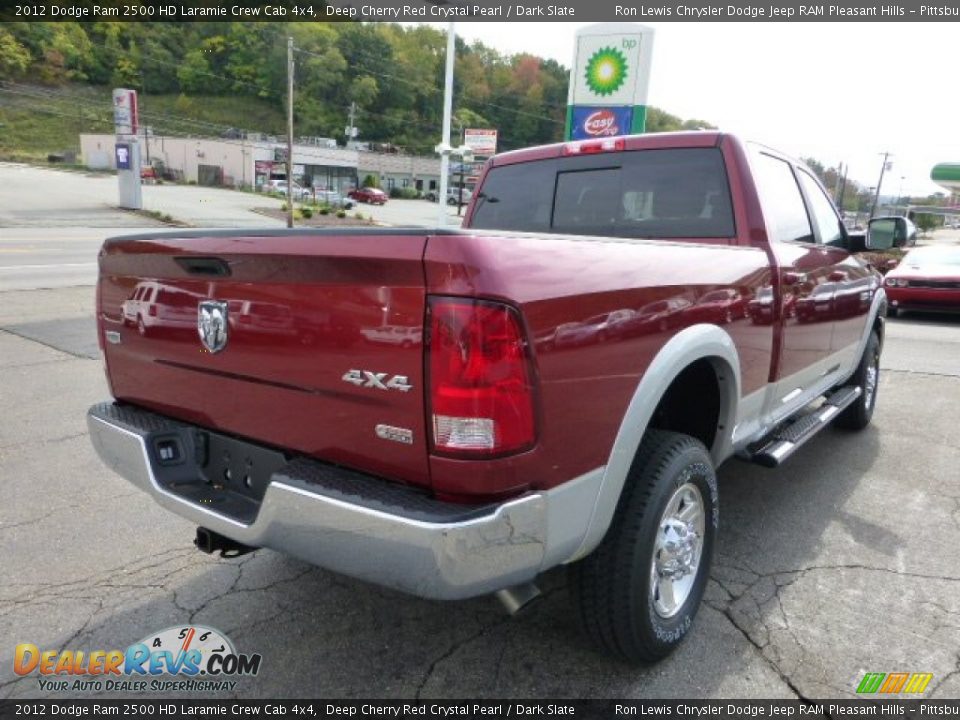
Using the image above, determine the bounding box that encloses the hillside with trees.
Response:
[0,21,714,158]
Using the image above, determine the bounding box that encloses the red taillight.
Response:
[562,138,625,155]
[427,297,536,457]
[148,305,157,317]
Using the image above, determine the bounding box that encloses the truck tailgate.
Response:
[98,229,430,488]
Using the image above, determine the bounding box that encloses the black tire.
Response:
[835,331,880,431]
[886,305,899,318]
[570,429,718,662]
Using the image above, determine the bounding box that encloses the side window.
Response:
[797,170,844,247]
[753,153,814,244]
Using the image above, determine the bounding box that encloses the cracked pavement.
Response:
[1,285,959,700]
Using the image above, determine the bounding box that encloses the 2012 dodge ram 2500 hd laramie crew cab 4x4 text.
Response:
[88,132,886,662]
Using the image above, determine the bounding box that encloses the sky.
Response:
[409,22,958,198]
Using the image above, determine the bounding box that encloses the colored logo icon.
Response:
[585,47,628,96]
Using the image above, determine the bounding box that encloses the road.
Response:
[1,163,959,701]
[0,163,464,291]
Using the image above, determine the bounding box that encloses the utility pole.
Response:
[836,165,848,212]
[868,152,891,220]
[286,36,295,229]
[436,22,455,228]
[140,72,150,165]
[833,162,843,207]
[346,102,357,145]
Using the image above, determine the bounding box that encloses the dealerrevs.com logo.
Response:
[14,625,262,693]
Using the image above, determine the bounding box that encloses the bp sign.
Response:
[566,23,655,141]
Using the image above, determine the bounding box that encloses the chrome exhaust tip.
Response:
[494,582,541,615]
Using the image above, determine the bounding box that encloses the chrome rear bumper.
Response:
[87,403,599,600]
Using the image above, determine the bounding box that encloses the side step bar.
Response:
[748,386,862,468]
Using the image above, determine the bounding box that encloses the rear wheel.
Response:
[835,331,880,431]
[570,429,718,662]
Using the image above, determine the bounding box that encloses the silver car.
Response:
[315,190,355,209]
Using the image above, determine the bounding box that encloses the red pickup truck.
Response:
[88,132,886,662]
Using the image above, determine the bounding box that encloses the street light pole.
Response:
[868,152,891,220]
[286,35,295,229]
[436,22,455,228]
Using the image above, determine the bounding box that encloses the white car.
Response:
[446,188,473,205]
[265,180,311,201]
[315,190,355,209]
[360,325,422,348]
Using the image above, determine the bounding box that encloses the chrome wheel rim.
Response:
[865,351,879,409]
[651,483,706,619]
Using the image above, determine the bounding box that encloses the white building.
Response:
[79,134,441,194]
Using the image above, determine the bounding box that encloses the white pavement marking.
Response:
[0,262,98,271]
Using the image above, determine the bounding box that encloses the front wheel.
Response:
[570,429,718,662]
[835,331,880,430]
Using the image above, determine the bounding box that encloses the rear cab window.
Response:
[470,148,735,239]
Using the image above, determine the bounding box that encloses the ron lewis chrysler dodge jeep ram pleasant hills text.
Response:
[88,132,887,661]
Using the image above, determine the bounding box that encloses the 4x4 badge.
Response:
[342,369,412,392]
[198,300,229,353]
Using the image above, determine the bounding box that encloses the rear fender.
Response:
[568,324,742,562]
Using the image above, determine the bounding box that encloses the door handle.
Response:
[783,272,807,286]
[175,257,231,277]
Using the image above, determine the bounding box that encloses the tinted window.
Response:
[471,148,735,239]
[753,153,814,244]
[797,170,844,246]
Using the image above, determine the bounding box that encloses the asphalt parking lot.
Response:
[1,165,959,701]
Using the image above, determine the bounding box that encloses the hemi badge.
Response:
[375,424,413,445]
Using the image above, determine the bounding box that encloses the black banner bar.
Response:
[2,0,960,22]
[2,700,960,720]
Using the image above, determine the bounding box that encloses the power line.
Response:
[294,44,565,128]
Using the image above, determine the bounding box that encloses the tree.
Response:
[0,28,31,78]
[349,76,378,108]
[914,213,942,234]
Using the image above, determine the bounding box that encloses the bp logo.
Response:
[585,47,628,96]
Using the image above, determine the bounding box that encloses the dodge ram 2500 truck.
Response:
[88,132,886,662]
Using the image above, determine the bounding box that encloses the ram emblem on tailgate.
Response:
[342,369,413,392]
[198,300,229,353]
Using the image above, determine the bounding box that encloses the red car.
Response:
[348,187,388,205]
[884,245,960,317]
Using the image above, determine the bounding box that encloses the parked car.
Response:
[360,324,422,348]
[554,308,636,347]
[689,288,746,324]
[89,131,886,663]
[314,190,355,209]
[447,188,473,206]
[348,187,388,205]
[426,188,474,205]
[265,180,310,201]
[883,243,960,317]
[121,281,202,336]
